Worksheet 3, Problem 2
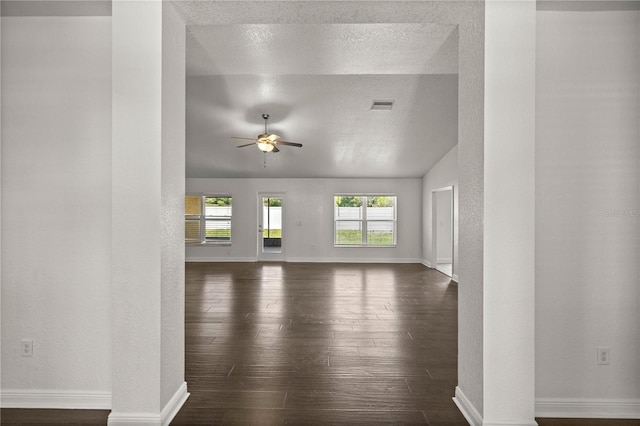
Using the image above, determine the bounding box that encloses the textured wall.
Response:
[1,17,112,401]
[455,1,485,416]
[160,2,187,409]
[536,9,640,415]
[186,178,422,263]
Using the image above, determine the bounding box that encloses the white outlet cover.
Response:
[597,346,610,365]
[21,339,33,357]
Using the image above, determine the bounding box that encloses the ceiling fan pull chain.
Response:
[264,152,267,168]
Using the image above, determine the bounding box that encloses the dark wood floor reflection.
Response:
[172,262,465,425]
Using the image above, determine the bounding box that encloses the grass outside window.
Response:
[262,229,282,238]
[336,230,394,246]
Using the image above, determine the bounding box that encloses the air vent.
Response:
[371,100,394,111]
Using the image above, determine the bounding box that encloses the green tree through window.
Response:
[205,197,231,207]
[335,196,363,208]
[367,196,394,208]
[263,197,282,207]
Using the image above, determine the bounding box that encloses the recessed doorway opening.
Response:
[258,194,285,261]
[432,186,454,278]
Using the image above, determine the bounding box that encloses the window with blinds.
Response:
[185,195,232,245]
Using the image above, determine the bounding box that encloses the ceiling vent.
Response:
[370,100,394,111]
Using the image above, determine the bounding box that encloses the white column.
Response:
[160,1,188,414]
[483,1,536,425]
[454,1,486,422]
[110,1,187,424]
[0,3,3,378]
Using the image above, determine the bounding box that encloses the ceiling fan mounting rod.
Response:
[262,113,269,133]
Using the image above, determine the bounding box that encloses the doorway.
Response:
[432,187,454,277]
[258,194,285,261]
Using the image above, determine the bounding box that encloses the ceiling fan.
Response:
[232,114,303,153]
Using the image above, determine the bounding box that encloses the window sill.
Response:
[334,245,397,248]
[186,242,232,247]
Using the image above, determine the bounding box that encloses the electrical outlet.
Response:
[21,339,33,357]
[597,346,610,365]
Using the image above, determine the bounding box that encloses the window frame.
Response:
[185,194,232,246]
[334,194,397,247]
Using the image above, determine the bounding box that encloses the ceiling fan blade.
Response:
[231,136,258,141]
[272,146,280,153]
[236,142,256,148]
[273,140,303,147]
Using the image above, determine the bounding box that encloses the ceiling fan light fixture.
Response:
[258,133,280,143]
[232,113,301,154]
[257,142,275,152]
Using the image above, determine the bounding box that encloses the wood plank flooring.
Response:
[2,262,637,425]
[173,262,465,425]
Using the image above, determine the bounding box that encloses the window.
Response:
[185,195,232,244]
[334,195,397,246]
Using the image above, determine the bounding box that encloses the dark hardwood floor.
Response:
[2,262,637,425]
[173,262,465,425]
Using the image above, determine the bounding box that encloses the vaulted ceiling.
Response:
[175,1,462,179]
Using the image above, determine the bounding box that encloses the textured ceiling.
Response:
[176,1,462,178]
[187,23,458,76]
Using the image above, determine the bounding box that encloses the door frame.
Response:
[431,186,454,277]
[257,192,285,261]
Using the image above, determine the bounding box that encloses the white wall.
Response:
[483,1,537,423]
[186,178,422,263]
[422,145,458,277]
[1,17,112,406]
[536,9,640,418]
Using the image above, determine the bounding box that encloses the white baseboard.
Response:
[286,257,422,264]
[453,386,483,426]
[186,257,256,262]
[108,412,162,425]
[437,257,453,264]
[161,382,189,426]
[536,398,640,419]
[453,387,540,426]
[108,382,189,426]
[421,260,457,279]
[187,256,423,264]
[0,389,111,409]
